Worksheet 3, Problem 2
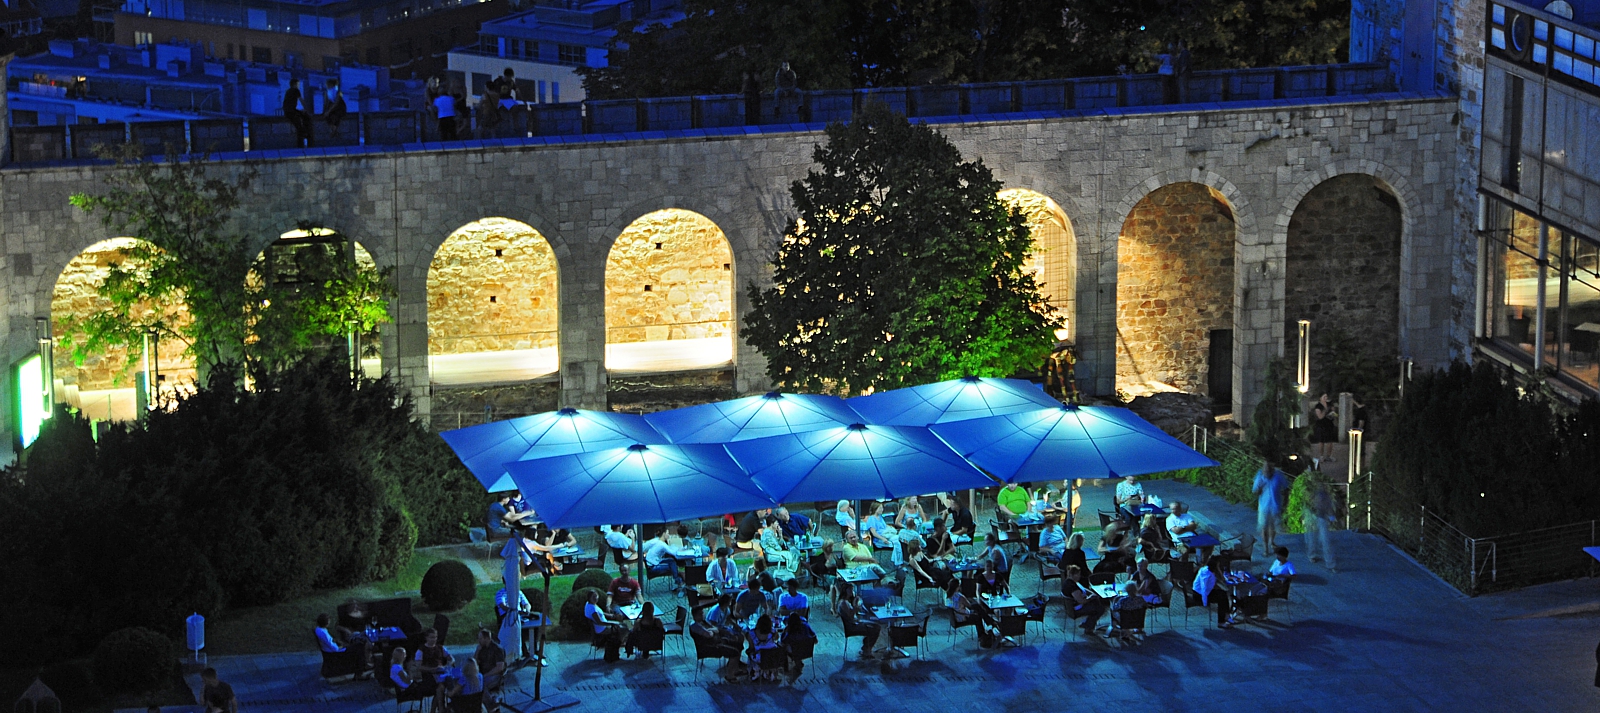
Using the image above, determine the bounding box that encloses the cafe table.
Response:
[839,567,882,585]
[617,602,645,622]
[1179,533,1222,549]
[1090,583,1120,599]
[873,605,917,658]
[981,593,1025,612]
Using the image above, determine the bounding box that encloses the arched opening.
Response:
[998,189,1076,334]
[1116,182,1237,403]
[604,209,734,374]
[250,228,386,378]
[426,218,560,386]
[1285,174,1403,398]
[51,238,195,422]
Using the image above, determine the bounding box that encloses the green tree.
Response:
[743,102,1060,395]
[65,148,392,380]
[1246,357,1308,465]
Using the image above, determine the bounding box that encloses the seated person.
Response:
[604,525,638,564]
[758,571,783,612]
[445,658,483,713]
[1264,545,1296,597]
[1059,532,1090,573]
[894,497,926,531]
[841,531,877,567]
[584,590,627,661]
[607,571,642,614]
[413,628,454,678]
[625,602,666,659]
[705,593,735,627]
[1062,566,1109,636]
[506,491,539,526]
[1137,514,1171,560]
[776,507,811,541]
[944,578,995,638]
[1110,581,1148,641]
[1114,475,1145,510]
[487,493,516,541]
[473,628,506,693]
[495,586,532,621]
[758,516,800,571]
[388,647,437,699]
[778,578,810,617]
[690,606,743,659]
[314,613,370,678]
[948,498,977,540]
[735,579,767,619]
[977,559,1008,597]
[666,524,692,551]
[200,668,238,713]
[642,529,689,592]
[705,547,743,593]
[996,482,1030,522]
[1166,501,1200,548]
[860,502,898,549]
[1038,515,1067,561]
[746,614,781,679]
[904,540,951,591]
[746,555,772,585]
[736,508,772,548]
[1095,523,1133,574]
[834,582,886,659]
[833,500,857,531]
[982,534,1012,581]
[1133,559,1164,604]
[925,518,956,560]
[780,612,817,670]
[1193,556,1238,628]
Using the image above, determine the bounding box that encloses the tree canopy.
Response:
[65,148,392,382]
[580,0,1350,99]
[742,102,1060,395]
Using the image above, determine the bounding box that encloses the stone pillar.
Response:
[1,53,13,168]
[559,226,607,411]
[1337,391,1354,442]
[1232,217,1284,425]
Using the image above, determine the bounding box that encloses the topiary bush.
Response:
[522,587,552,615]
[556,587,605,640]
[91,627,177,695]
[421,560,477,611]
[572,569,615,594]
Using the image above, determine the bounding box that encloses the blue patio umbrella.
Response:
[929,404,1219,484]
[644,391,866,444]
[504,443,777,530]
[439,407,667,492]
[848,375,1064,426]
[724,423,997,503]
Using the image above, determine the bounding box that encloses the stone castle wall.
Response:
[50,238,194,392]
[426,218,560,355]
[1284,174,1404,366]
[0,94,1465,443]
[998,189,1076,323]
[1116,183,1236,395]
[603,209,734,344]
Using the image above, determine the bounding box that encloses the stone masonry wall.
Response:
[50,238,193,392]
[998,189,1076,324]
[426,218,560,355]
[1116,183,1236,395]
[0,94,1463,444]
[1285,174,1404,381]
[604,209,734,344]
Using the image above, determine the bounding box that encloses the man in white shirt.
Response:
[314,614,370,679]
[1267,546,1297,578]
[706,547,741,590]
[643,530,689,593]
[604,525,638,565]
[1165,501,1198,541]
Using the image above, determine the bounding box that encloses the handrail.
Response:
[5,62,1401,166]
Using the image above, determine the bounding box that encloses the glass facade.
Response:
[1483,198,1600,390]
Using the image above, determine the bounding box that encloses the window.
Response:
[252,46,272,64]
[557,44,584,64]
[1483,199,1600,390]
[1503,74,1524,192]
[134,31,153,45]
[1557,230,1600,388]
[551,82,559,103]
[1484,200,1543,356]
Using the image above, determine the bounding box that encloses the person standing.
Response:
[773,61,797,105]
[434,87,458,140]
[283,78,313,147]
[1253,462,1289,555]
[1310,393,1337,465]
[1303,475,1338,571]
[322,78,346,131]
[200,668,238,713]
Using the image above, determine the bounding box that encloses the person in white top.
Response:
[1115,475,1145,508]
[314,613,371,679]
[1165,501,1199,541]
[604,525,638,564]
[642,530,690,592]
[433,89,458,140]
[705,547,741,590]
[1192,557,1238,628]
[1266,546,1297,578]
[834,500,856,530]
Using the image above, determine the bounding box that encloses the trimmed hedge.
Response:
[421,560,477,611]
[91,628,176,695]
[572,569,615,594]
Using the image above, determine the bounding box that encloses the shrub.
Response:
[556,587,605,640]
[522,587,552,615]
[1159,438,1262,505]
[421,560,477,611]
[91,628,176,695]
[572,569,615,593]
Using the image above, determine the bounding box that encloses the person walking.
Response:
[1302,475,1338,571]
[283,78,313,147]
[1252,461,1289,555]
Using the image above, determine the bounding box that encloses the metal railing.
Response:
[7,61,1400,165]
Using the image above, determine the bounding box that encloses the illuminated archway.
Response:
[426,218,560,385]
[1116,183,1237,401]
[604,209,734,373]
[998,188,1076,333]
[51,238,195,422]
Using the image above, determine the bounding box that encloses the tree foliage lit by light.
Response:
[744,102,1061,395]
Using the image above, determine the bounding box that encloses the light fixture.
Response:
[1053,327,1070,342]
[1346,428,1363,485]
[1295,320,1311,394]
[35,317,53,419]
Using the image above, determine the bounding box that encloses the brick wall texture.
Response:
[1284,174,1403,362]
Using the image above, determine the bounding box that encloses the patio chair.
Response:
[690,631,738,679]
[888,613,930,659]
[1167,560,1199,590]
[786,637,816,674]
[1180,587,1213,629]
[316,634,367,680]
[1110,604,1147,644]
[1038,559,1063,588]
[949,609,982,644]
[997,613,1029,645]
[911,568,943,608]
[755,645,789,680]
[1266,576,1294,624]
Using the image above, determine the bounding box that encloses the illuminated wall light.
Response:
[16,354,47,449]
[1296,319,1312,394]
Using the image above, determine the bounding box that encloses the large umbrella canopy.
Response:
[644,391,866,444]
[848,375,1064,426]
[930,404,1219,484]
[440,408,668,492]
[505,443,777,529]
[725,423,996,503]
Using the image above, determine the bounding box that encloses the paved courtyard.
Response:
[175,479,1599,713]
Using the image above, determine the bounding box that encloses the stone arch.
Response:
[1271,160,1418,249]
[1112,168,1257,243]
[997,188,1077,335]
[403,207,570,289]
[603,209,736,374]
[1283,173,1405,397]
[425,218,561,386]
[50,237,195,422]
[1115,181,1239,401]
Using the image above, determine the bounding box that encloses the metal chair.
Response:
[1110,604,1147,644]
[1266,576,1294,624]
[888,613,930,658]
[1180,586,1214,629]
